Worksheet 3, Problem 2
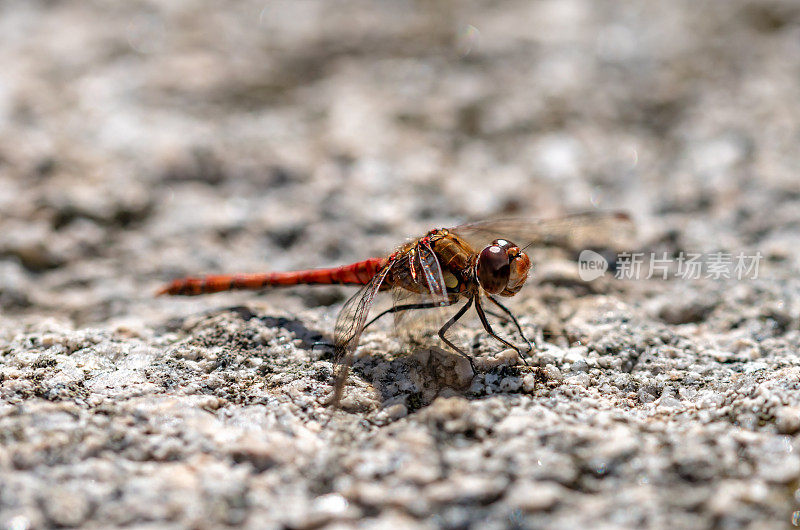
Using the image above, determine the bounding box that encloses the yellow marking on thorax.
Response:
[443,271,459,289]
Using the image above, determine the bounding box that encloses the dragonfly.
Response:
[157,211,633,408]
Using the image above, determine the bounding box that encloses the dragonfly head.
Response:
[476,239,532,296]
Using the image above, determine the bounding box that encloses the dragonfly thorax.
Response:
[475,239,531,297]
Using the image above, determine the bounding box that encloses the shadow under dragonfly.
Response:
[158,304,326,351]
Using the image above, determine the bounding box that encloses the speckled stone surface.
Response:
[2,1,800,528]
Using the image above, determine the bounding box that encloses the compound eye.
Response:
[492,239,514,251]
[477,245,511,294]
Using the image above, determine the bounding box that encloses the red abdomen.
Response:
[157,258,387,296]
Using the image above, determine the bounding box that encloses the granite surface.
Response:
[2,1,800,528]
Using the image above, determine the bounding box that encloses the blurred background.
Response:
[3,4,800,528]
[0,0,798,324]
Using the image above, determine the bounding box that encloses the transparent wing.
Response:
[451,211,635,252]
[330,263,393,408]
[417,239,449,307]
[391,285,459,347]
[356,239,458,353]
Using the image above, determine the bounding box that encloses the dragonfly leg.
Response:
[474,296,530,366]
[483,308,509,322]
[437,297,476,374]
[362,300,456,332]
[486,295,534,354]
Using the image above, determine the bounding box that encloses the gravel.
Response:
[2,0,800,528]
